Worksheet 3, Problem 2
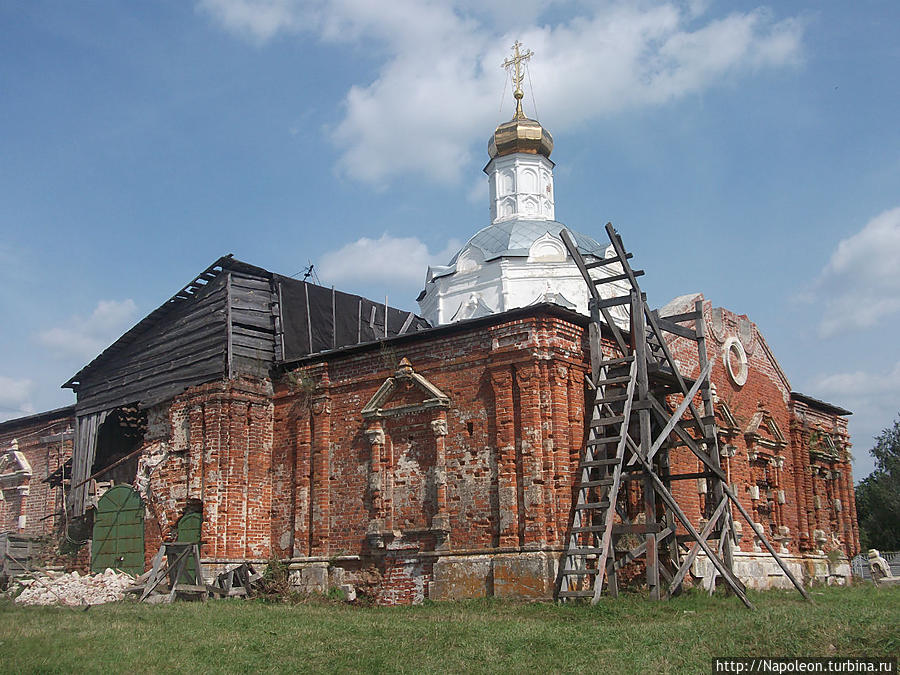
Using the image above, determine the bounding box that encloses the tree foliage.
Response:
[855,413,900,550]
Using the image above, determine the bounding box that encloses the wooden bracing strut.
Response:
[554,223,810,607]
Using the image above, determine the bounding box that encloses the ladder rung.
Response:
[557,590,596,598]
[570,525,608,534]
[595,295,633,309]
[593,270,645,285]
[590,415,624,427]
[560,568,600,575]
[599,355,634,367]
[587,436,622,446]
[594,393,629,405]
[574,501,611,511]
[580,478,614,488]
[581,458,620,468]
[596,376,632,386]
[585,253,631,269]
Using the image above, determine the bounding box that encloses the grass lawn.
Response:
[0,584,897,674]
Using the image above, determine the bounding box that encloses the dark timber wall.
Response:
[228,272,276,378]
[71,273,231,416]
[68,258,279,417]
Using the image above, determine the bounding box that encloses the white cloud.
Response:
[807,361,900,479]
[36,299,138,361]
[812,361,900,400]
[198,0,806,186]
[0,376,35,421]
[317,234,461,289]
[814,206,900,337]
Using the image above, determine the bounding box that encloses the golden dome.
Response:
[488,98,554,160]
[489,41,553,160]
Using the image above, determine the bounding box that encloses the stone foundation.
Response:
[691,551,851,591]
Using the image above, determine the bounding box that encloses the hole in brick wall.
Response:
[467,422,474,436]
[93,405,147,485]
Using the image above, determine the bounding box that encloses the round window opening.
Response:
[722,337,749,386]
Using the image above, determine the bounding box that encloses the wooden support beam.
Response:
[638,454,752,608]
[666,494,729,598]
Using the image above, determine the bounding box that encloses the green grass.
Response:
[1,584,897,674]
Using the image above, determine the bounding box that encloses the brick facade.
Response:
[0,301,859,600]
[0,407,74,538]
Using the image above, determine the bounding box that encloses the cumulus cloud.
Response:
[814,206,900,337]
[807,361,900,478]
[198,0,806,185]
[0,376,35,421]
[317,234,461,289]
[36,299,138,361]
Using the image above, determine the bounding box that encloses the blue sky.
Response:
[1,1,898,481]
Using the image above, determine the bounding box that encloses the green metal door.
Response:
[91,485,144,575]
[176,512,203,582]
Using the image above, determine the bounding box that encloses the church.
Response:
[0,45,858,604]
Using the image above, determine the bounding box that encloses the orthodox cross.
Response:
[502,40,533,117]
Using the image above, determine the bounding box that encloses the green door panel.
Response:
[91,485,144,575]
[176,512,203,582]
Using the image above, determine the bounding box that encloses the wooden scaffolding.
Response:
[554,223,810,608]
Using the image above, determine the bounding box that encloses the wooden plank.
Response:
[79,333,225,392]
[75,355,224,416]
[595,294,644,310]
[230,295,272,312]
[666,494,729,598]
[232,355,271,378]
[399,312,415,335]
[584,253,631,269]
[231,316,276,335]
[230,285,272,304]
[233,344,275,360]
[592,270,644,285]
[653,309,701,325]
[229,275,272,292]
[639,456,752,608]
[78,314,225,380]
[87,288,225,361]
[230,331,275,351]
[77,343,225,407]
[654,316,697,340]
[231,309,275,330]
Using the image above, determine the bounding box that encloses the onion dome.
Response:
[488,98,554,160]
[489,41,553,159]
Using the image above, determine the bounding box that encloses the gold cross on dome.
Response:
[502,40,533,117]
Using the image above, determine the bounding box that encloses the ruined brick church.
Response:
[0,50,859,604]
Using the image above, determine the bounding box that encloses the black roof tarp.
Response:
[276,275,429,362]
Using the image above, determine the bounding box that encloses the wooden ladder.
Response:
[553,223,811,607]
[557,357,637,601]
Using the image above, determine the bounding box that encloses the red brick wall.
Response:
[140,377,274,565]
[789,402,858,556]
[272,313,591,562]
[663,298,858,557]
[0,409,74,537]
[0,301,851,600]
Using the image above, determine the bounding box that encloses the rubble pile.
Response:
[12,568,134,606]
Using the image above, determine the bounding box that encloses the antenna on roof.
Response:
[291,262,319,284]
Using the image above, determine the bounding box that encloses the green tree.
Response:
[855,413,900,550]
